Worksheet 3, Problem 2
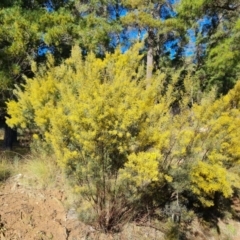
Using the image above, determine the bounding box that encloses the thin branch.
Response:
[214,3,240,11]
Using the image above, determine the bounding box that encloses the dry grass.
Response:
[0,128,4,140]
[0,149,19,183]
[76,222,165,240]
[0,158,12,182]
[19,154,61,189]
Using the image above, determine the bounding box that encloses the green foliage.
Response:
[0,7,40,90]
[121,0,185,80]
[177,0,240,93]
[164,220,181,240]
[74,0,123,52]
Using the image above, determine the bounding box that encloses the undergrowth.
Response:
[0,138,239,239]
[20,154,61,189]
[0,158,11,182]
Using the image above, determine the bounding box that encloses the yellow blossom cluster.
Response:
[6,43,240,207]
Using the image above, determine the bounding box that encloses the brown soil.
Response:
[0,174,89,240]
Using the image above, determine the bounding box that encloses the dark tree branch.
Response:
[214,3,240,11]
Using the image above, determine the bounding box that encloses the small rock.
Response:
[67,208,78,220]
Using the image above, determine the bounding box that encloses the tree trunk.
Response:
[146,29,155,87]
[146,46,153,84]
[3,124,17,150]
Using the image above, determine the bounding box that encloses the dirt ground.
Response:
[0,174,89,240]
[1,173,240,240]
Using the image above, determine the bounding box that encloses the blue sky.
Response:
[44,0,55,12]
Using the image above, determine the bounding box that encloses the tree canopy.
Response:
[1,0,240,98]
[178,0,240,93]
